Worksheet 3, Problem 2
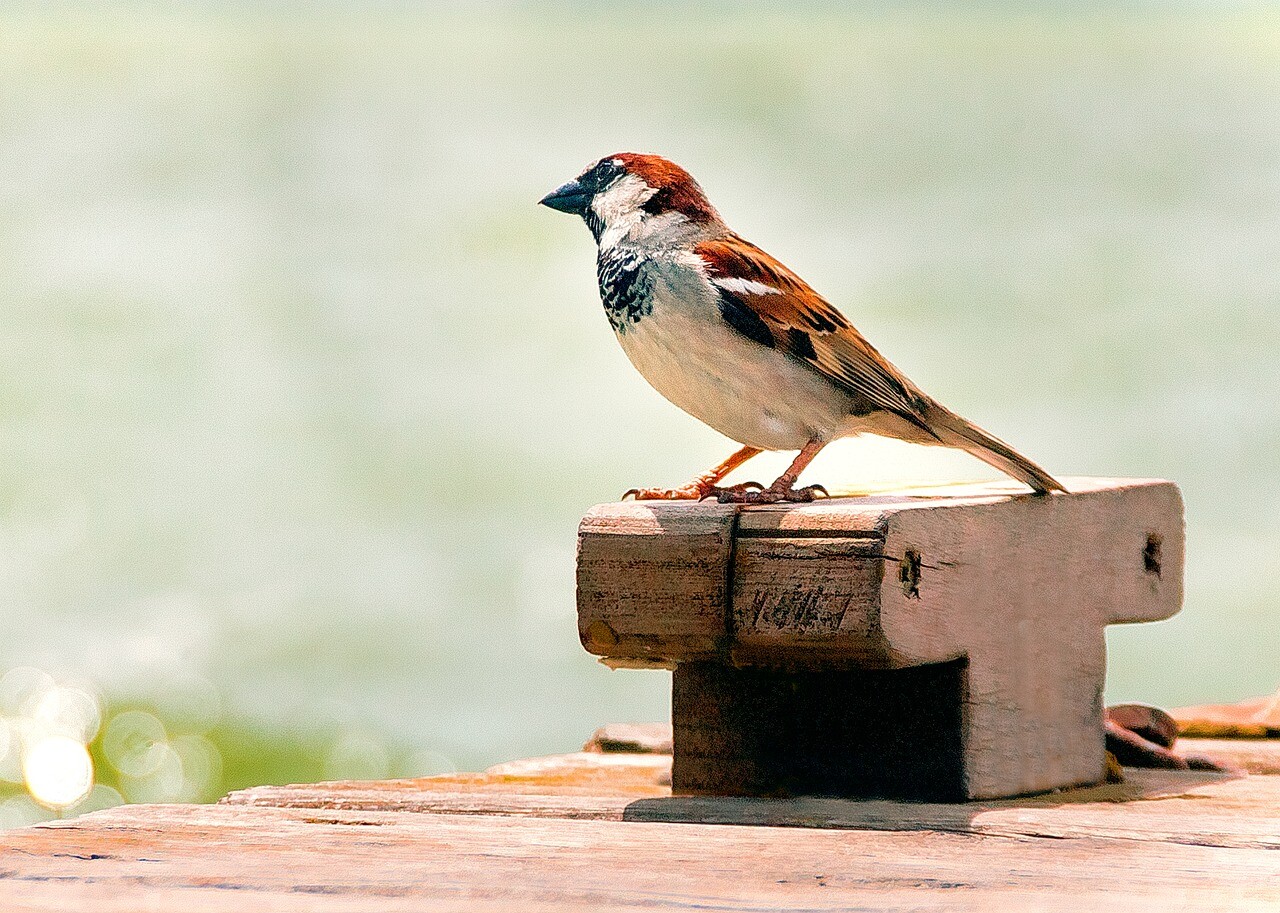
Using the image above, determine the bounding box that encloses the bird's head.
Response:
[539,153,721,246]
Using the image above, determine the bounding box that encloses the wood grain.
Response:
[3,801,1277,913]
[873,477,1183,797]
[1,749,1278,912]
[223,745,1280,845]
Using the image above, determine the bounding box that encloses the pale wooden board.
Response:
[624,773,1280,850]
[3,793,1279,913]
[223,752,1280,849]
[225,753,671,820]
[3,748,1279,912]
[872,477,1183,797]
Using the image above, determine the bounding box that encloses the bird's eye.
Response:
[587,160,623,191]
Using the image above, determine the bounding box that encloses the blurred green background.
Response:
[1,2,1278,825]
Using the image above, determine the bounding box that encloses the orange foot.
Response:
[715,482,829,504]
[622,480,765,501]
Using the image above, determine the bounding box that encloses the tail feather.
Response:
[918,401,1065,494]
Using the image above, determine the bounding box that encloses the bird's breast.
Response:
[607,259,856,451]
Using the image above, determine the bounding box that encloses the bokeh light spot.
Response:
[32,686,101,744]
[102,710,168,778]
[0,795,52,829]
[171,734,222,802]
[119,742,185,804]
[23,735,93,809]
[0,668,55,717]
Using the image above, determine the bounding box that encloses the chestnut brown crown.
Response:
[609,153,720,224]
[539,153,720,227]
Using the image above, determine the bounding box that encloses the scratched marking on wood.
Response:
[733,537,883,640]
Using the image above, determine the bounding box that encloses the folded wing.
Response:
[696,234,931,427]
[696,234,1065,494]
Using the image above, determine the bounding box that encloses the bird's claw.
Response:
[622,483,710,501]
[623,481,827,504]
[622,478,773,502]
[716,482,830,504]
[706,481,764,501]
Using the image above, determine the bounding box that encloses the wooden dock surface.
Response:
[1,738,1277,911]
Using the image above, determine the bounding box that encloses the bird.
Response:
[539,153,1064,503]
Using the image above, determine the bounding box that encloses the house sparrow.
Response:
[540,153,1064,503]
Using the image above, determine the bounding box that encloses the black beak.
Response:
[539,178,590,216]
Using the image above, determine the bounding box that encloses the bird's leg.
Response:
[623,445,763,501]
[717,440,830,504]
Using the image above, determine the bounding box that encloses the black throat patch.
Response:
[596,250,652,333]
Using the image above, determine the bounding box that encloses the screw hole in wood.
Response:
[899,550,922,599]
[1143,534,1163,578]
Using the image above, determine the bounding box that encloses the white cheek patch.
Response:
[591,174,656,227]
[712,277,783,296]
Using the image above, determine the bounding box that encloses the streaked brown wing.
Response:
[695,234,929,422]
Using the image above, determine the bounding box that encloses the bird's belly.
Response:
[615,306,853,451]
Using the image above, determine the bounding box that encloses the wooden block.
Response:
[577,478,1185,800]
[577,502,736,665]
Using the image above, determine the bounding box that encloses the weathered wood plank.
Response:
[226,752,670,818]
[3,741,1278,912]
[872,477,1183,797]
[625,772,1280,850]
[2,792,1278,913]
[581,724,1280,778]
[218,751,1280,850]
